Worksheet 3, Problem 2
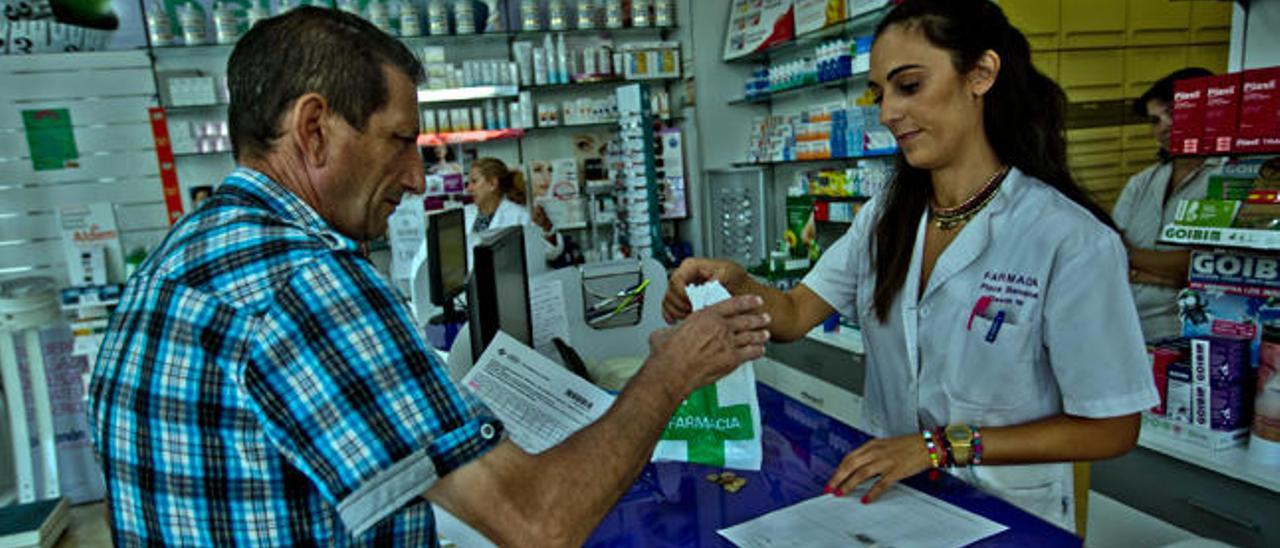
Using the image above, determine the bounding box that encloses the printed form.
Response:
[717,483,1007,548]
[462,331,615,454]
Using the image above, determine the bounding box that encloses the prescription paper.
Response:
[717,483,1007,548]
[462,332,615,454]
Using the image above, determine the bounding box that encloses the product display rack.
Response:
[417,85,520,103]
[725,5,890,65]
[728,71,868,105]
[730,152,896,169]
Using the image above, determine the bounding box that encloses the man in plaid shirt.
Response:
[88,7,771,546]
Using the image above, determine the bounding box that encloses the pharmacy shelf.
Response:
[508,25,678,40]
[522,75,679,92]
[1138,425,1280,494]
[729,71,868,105]
[804,325,864,355]
[163,102,227,112]
[1170,150,1280,159]
[1158,224,1280,251]
[153,26,679,53]
[173,150,232,157]
[417,85,519,104]
[811,194,871,202]
[524,116,683,132]
[731,153,896,168]
[417,128,524,146]
[725,5,890,64]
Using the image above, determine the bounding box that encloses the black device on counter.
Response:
[467,226,532,358]
[427,206,468,324]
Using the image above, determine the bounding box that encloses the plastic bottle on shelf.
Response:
[454,0,475,34]
[548,0,568,30]
[245,1,270,30]
[839,39,852,78]
[556,33,569,84]
[177,3,208,46]
[337,0,360,15]
[146,3,175,46]
[368,0,394,34]
[1251,328,1280,466]
[427,0,449,35]
[604,0,623,29]
[577,0,596,29]
[212,2,239,44]
[654,0,671,26]
[521,0,542,31]
[631,0,651,27]
[398,0,421,36]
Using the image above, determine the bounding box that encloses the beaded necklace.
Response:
[929,166,1009,231]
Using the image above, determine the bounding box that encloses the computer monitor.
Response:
[467,226,533,357]
[427,207,468,324]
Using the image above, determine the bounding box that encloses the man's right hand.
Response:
[661,258,749,324]
[648,294,770,396]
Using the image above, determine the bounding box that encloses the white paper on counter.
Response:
[529,279,569,354]
[717,483,1007,548]
[461,332,615,454]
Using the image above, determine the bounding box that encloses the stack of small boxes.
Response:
[1148,250,1280,448]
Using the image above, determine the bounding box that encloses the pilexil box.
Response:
[1236,67,1280,154]
[1201,74,1241,154]
[1171,77,1207,155]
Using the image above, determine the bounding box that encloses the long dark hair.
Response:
[868,0,1116,322]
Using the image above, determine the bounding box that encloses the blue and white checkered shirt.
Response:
[88,167,502,546]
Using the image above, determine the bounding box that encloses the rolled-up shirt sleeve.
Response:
[1043,229,1160,417]
[242,251,502,536]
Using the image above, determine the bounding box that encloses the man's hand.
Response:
[661,258,749,324]
[648,294,770,396]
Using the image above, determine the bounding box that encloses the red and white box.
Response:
[1200,74,1241,154]
[1171,77,1207,156]
[1236,67,1280,154]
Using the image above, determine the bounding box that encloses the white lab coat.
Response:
[1112,158,1221,341]
[802,167,1159,531]
[464,199,563,263]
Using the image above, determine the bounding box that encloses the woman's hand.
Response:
[825,434,931,503]
[531,204,553,233]
[661,258,748,324]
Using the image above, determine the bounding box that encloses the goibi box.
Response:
[1236,67,1280,154]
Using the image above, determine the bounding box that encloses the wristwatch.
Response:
[945,424,975,467]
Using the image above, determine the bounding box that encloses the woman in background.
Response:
[1113,67,1218,341]
[464,157,565,263]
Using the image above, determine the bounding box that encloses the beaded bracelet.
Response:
[972,426,984,465]
[922,429,941,469]
[935,427,951,469]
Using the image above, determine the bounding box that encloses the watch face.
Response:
[946,424,974,443]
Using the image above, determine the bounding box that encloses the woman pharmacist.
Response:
[663,0,1156,532]
[463,157,568,263]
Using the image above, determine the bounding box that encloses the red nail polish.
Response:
[861,495,869,504]
[823,485,832,494]
[834,489,843,497]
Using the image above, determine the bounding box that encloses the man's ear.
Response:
[969,49,1002,99]
[290,93,331,167]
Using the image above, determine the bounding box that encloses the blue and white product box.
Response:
[1188,250,1280,298]
[1182,250,1280,364]
[1178,289,1280,366]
